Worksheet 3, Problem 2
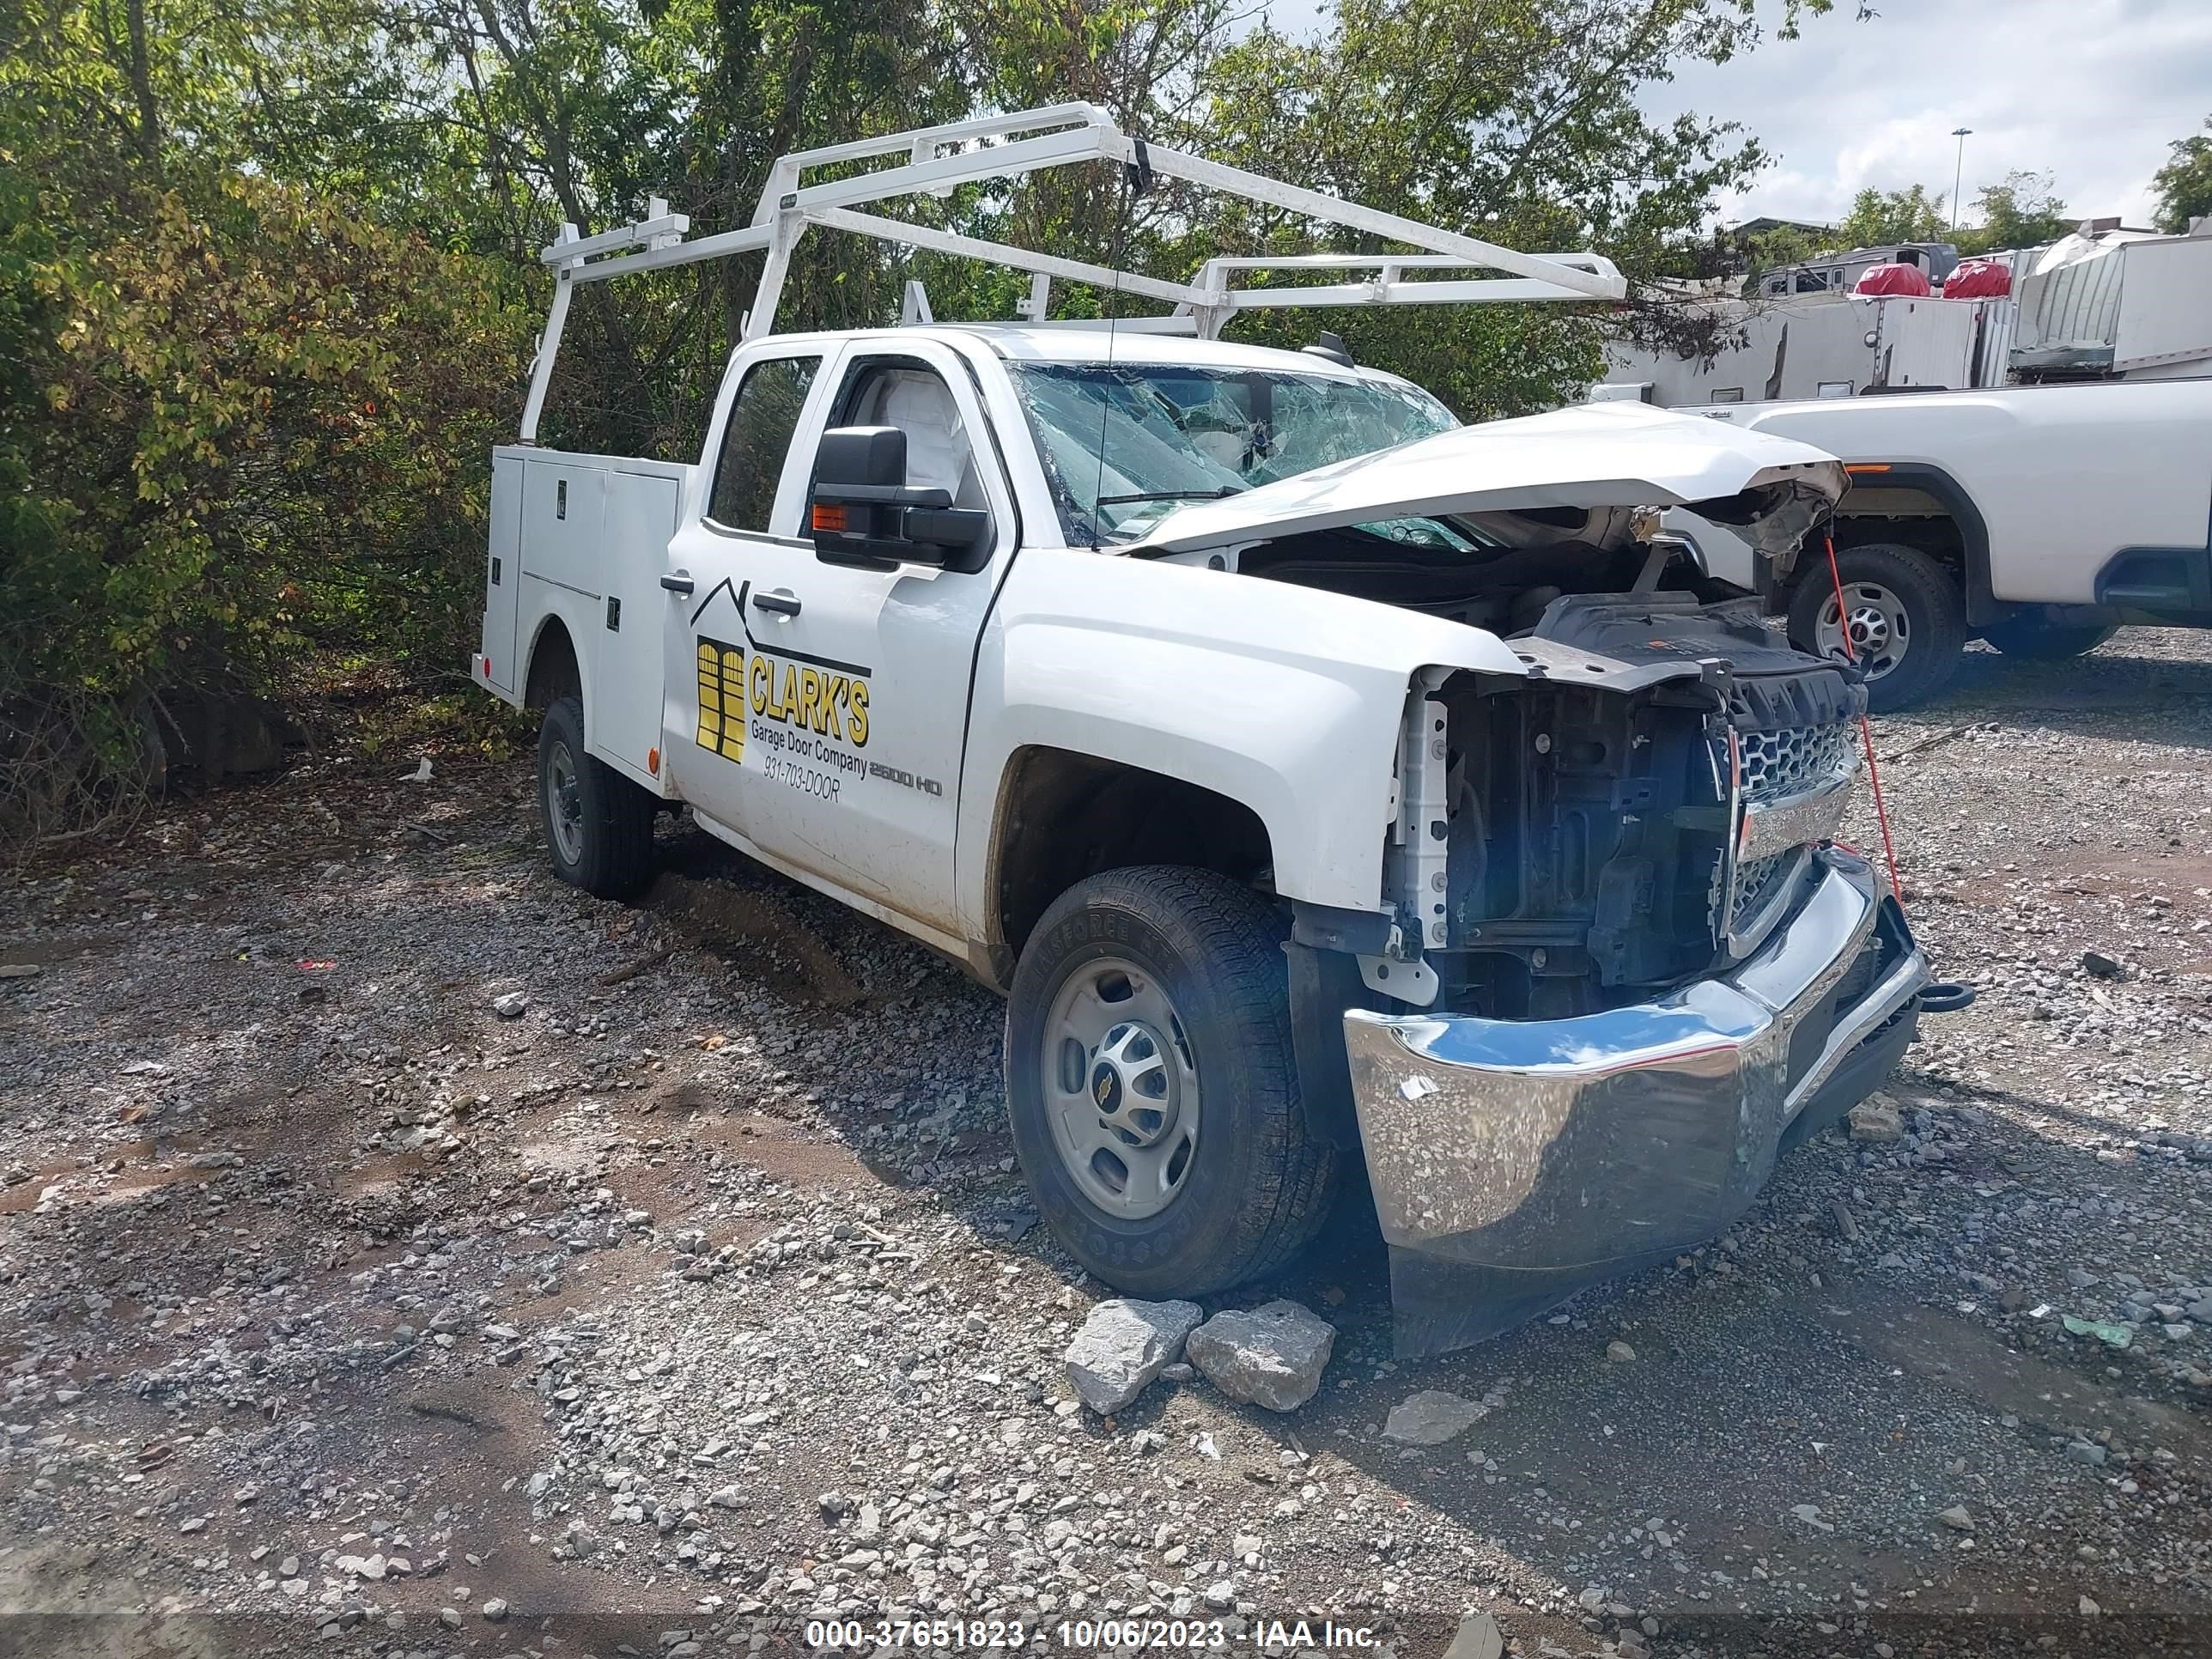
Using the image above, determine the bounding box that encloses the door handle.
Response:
[751,590,802,617]
[659,573,695,594]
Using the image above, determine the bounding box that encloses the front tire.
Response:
[1981,611,2118,660]
[538,694,658,898]
[1786,541,1966,713]
[1006,866,1338,1297]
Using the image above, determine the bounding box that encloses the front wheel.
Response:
[538,695,659,898]
[1786,542,1967,713]
[1005,866,1338,1298]
[1981,611,2118,660]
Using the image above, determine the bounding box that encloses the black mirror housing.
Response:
[815,425,908,495]
[810,424,990,573]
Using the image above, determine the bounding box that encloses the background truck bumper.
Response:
[1343,848,1927,1358]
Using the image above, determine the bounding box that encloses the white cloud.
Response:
[1641,0,2212,228]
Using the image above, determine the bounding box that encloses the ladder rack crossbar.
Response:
[514,103,1628,440]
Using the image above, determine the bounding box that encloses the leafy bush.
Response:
[2,170,530,836]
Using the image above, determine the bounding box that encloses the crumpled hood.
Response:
[1134,399,1847,558]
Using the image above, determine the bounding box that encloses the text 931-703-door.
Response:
[474,105,1965,1353]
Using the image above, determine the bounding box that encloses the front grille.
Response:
[1729,849,1802,937]
[1709,719,1856,955]
[1739,721,1857,805]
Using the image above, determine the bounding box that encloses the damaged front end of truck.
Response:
[1346,620,1927,1358]
[1142,400,1955,1357]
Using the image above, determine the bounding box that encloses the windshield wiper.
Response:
[1095,484,1246,507]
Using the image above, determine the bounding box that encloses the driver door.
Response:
[715,340,1016,936]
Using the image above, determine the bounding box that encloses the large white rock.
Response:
[1187,1299,1336,1412]
[1064,1298,1204,1413]
[1382,1389,1487,1445]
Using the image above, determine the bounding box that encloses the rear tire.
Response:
[1786,541,1966,713]
[1981,612,2118,660]
[1006,866,1338,1297]
[538,694,658,898]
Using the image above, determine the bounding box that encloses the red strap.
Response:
[1823,534,1905,902]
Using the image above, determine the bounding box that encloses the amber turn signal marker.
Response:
[1843,463,1892,474]
[647,745,660,775]
[811,503,848,532]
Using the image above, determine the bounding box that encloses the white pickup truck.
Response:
[473,106,1955,1354]
[1677,380,2212,708]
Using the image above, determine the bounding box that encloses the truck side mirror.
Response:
[809,425,990,574]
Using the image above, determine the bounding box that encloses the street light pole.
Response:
[1950,127,1973,237]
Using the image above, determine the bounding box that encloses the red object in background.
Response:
[1942,258,2013,298]
[1853,262,1934,297]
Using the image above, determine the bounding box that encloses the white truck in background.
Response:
[1669,380,2212,708]
[473,106,1957,1357]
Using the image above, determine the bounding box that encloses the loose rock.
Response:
[1441,1610,1505,1659]
[1847,1094,1904,1141]
[1063,1297,1203,1413]
[1383,1389,1486,1445]
[1187,1299,1335,1412]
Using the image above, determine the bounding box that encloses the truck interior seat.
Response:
[862,370,987,510]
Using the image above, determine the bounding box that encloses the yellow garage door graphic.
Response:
[696,636,745,763]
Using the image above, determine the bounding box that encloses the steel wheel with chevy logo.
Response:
[1040,956,1202,1218]
[1005,866,1338,1297]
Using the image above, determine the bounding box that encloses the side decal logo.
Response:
[688,580,910,803]
[696,635,745,763]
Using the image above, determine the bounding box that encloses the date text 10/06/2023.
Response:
[802,1619,1384,1650]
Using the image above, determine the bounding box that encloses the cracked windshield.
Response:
[1009,361,1458,544]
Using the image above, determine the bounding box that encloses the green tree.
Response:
[1838,183,1947,246]
[0,0,538,834]
[1745,223,1826,280]
[2151,116,2212,234]
[1182,0,1838,416]
[1957,169,2070,253]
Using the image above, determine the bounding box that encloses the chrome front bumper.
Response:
[1343,847,1928,1356]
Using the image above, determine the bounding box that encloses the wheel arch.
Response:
[522,610,589,714]
[982,747,1277,974]
[1830,462,2004,627]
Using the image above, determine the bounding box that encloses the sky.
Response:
[1638,0,2212,229]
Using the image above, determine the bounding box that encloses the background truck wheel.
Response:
[1980,611,2118,660]
[1006,866,1338,1298]
[537,694,658,898]
[1786,542,1966,713]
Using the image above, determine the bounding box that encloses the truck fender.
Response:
[955,550,1528,938]
[1830,459,2002,627]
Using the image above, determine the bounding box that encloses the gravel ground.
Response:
[4,630,2212,1659]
